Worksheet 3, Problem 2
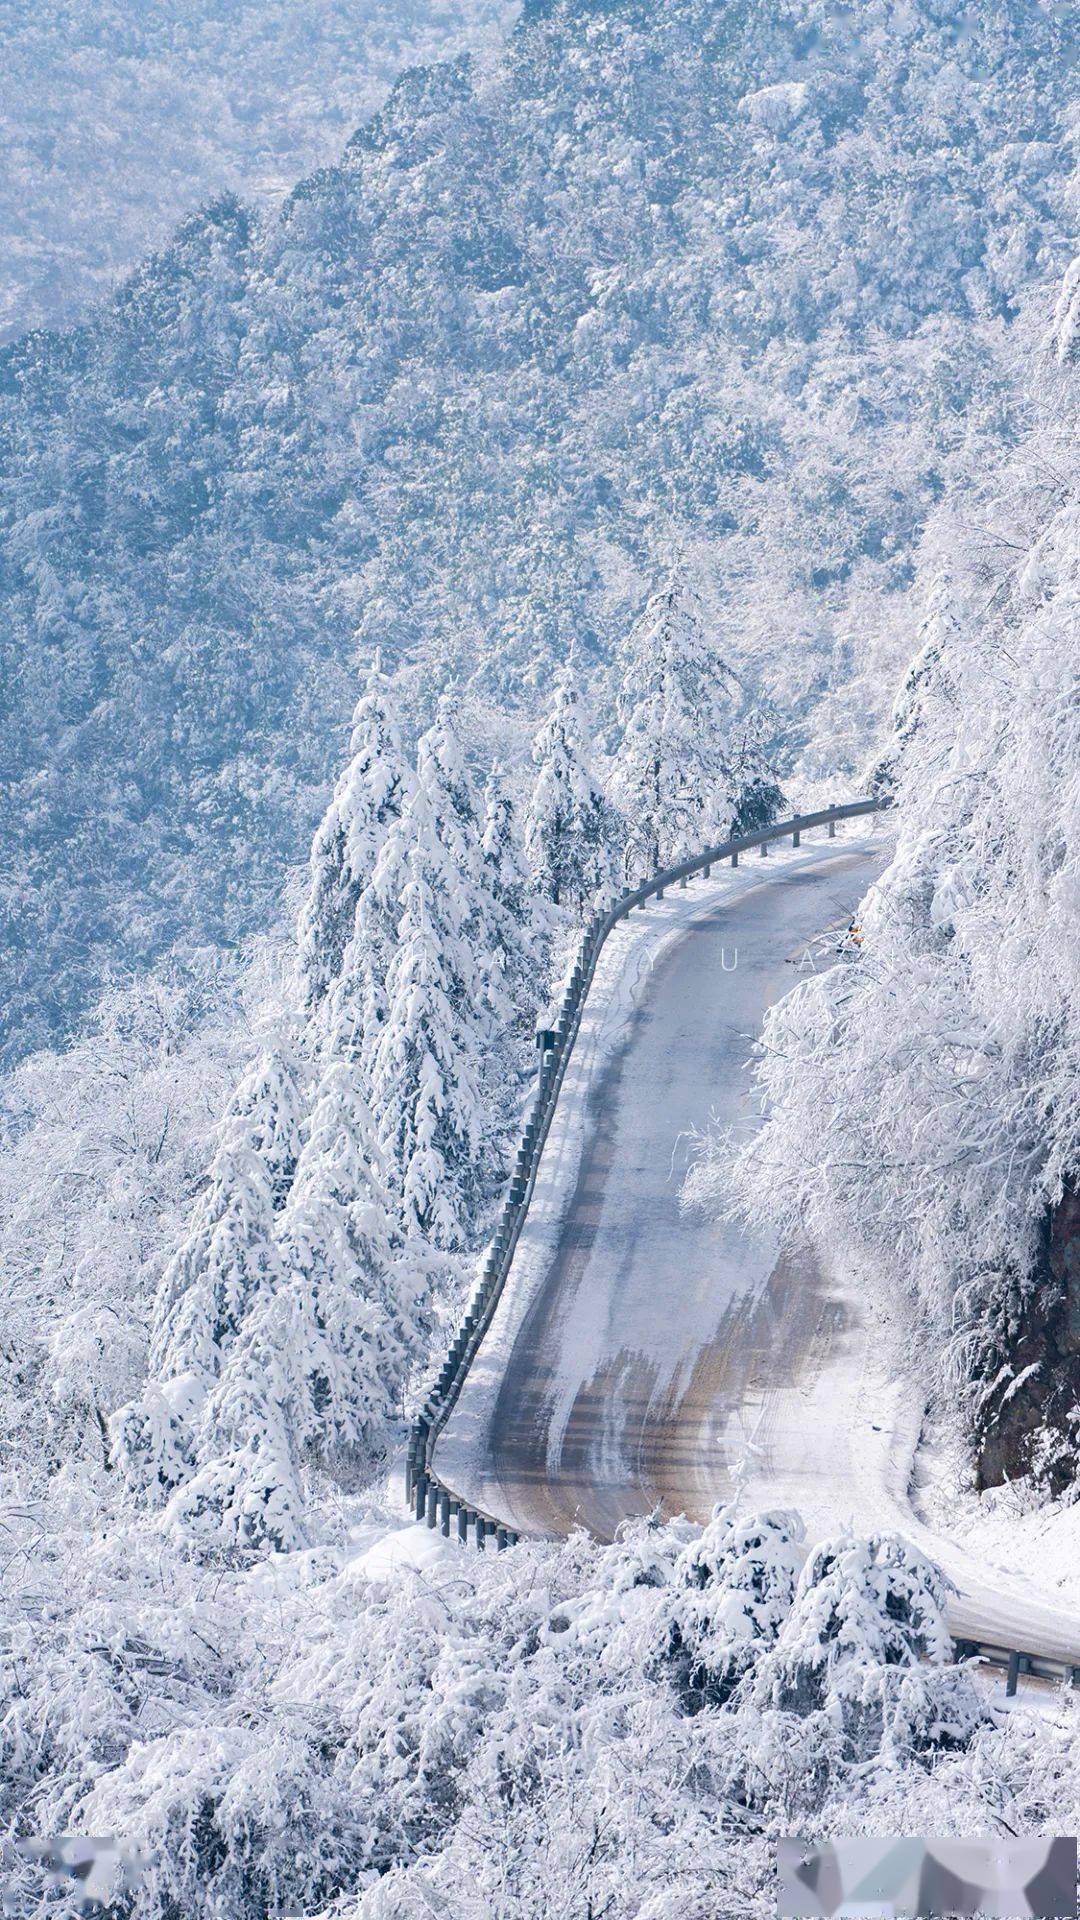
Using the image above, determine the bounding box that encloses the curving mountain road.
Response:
[433,828,1080,1668]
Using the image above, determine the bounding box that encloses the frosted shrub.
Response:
[656,1505,804,1712]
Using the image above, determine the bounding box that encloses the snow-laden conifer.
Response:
[868,569,959,795]
[167,1061,422,1551]
[525,659,619,915]
[482,764,546,1018]
[369,812,488,1249]
[612,574,739,881]
[112,1049,301,1499]
[146,1048,301,1381]
[297,649,413,1010]
[271,1061,421,1456]
[321,695,489,1090]
[749,1529,980,1759]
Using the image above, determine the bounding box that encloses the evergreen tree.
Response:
[167,1062,421,1552]
[271,1060,420,1458]
[869,570,960,796]
[612,574,740,882]
[369,721,494,1248]
[296,649,413,1010]
[225,1047,304,1208]
[164,1343,305,1555]
[525,659,619,915]
[112,1048,301,1500]
[750,1529,970,1758]
[658,1505,803,1713]
[147,1049,302,1381]
[482,764,547,1027]
[729,710,787,835]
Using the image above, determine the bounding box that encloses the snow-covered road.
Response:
[434,823,1080,1666]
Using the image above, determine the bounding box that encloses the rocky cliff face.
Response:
[976,1185,1080,1499]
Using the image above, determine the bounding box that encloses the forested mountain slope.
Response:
[0,0,514,341]
[1,0,1073,1060]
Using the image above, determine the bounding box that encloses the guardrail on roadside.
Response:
[405,799,884,1547]
[404,792,1080,1696]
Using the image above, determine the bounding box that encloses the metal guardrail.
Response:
[403,795,1080,1696]
[405,799,882,1542]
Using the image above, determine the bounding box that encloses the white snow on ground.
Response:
[912,1403,1080,1616]
[435,825,875,1504]
[731,1246,1080,1665]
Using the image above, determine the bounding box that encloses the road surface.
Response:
[433,828,1080,1666]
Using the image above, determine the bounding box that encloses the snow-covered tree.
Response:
[146,1047,301,1382]
[113,1048,301,1500]
[525,658,619,915]
[612,574,740,880]
[868,568,960,796]
[482,763,547,1020]
[272,1062,422,1458]
[163,1341,305,1555]
[370,818,487,1249]
[166,1060,422,1552]
[366,702,533,1243]
[750,1530,979,1760]
[657,1505,803,1712]
[728,710,787,835]
[297,649,413,1011]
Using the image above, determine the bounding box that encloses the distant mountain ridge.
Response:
[0,0,1072,1060]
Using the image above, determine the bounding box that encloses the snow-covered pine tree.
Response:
[611,573,740,882]
[271,1060,421,1459]
[296,649,413,1010]
[728,710,787,835]
[214,1045,304,1211]
[482,763,547,1026]
[369,717,493,1249]
[163,1342,305,1555]
[112,1048,301,1500]
[525,658,619,916]
[167,1060,418,1552]
[147,1048,302,1380]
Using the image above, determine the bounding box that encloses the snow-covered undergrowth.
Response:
[687,271,1080,1492]
[6,1495,1074,1920]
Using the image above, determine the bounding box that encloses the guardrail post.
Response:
[439,1491,451,1536]
[730,851,738,867]
[457,1505,469,1544]
[496,1527,508,1551]
[792,827,800,847]
[414,1475,428,1522]
[426,1485,438,1529]
[1006,1649,1021,1697]
[759,840,768,857]
[475,1518,487,1551]
[703,863,711,878]
[828,819,836,838]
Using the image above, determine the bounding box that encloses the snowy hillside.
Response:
[1,0,1074,1060]
[0,0,516,341]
